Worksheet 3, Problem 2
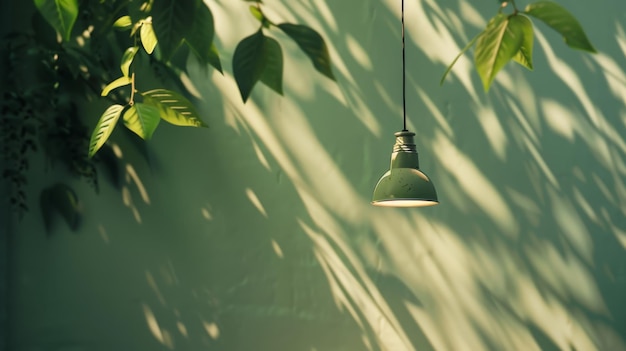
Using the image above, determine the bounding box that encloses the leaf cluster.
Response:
[33,0,336,157]
[233,5,335,102]
[441,1,596,91]
[2,0,337,230]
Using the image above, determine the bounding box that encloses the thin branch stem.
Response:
[129,72,136,105]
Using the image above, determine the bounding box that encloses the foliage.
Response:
[0,0,597,230]
[441,0,596,91]
[0,0,334,230]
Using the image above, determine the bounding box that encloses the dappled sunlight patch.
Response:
[122,186,142,224]
[535,30,602,128]
[300,219,415,351]
[146,270,167,306]
[125,164,150,205]
[524,242,606,314]
[201,207,213,221]
[474,105,508,161]
[592,53,626,104]
[521,136,559,189]
[275,99,371,222]
[592,173,617,207]
[616,23,626,63]
[374,81,402,121]
[177,321,188,338]
[457,1,486,29]
[506,187,542,226]
[546,188,593,263]
[143,303,175,349]
[179,71,203,99]
[572,188,601,225]
[271,239,284,259]
[342,88,381,137]
[416,86,454,137]
[505,96,540,147]
[346,34,373,70]
[414,0,479,100]
[602,209,626,251]
[203,321,220,340]
[97,224,110,244]
[245,188,268,218]
[432,131,519,235]
[542,99,576,141]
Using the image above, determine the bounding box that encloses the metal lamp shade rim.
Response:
[371,198,439,207]
[371,168,439,207]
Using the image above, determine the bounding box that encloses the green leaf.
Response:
[123,103,161,139]
[207,43,223,73]
[249,6,264,22]
[121,46,139,77]
[233,29,267,102]
[33,0,78,41]
[440,33,480,85]
[278,23,335,80]
[101,76,132,96]
[113,16,133,30]
[474,14,525,91]
[524,1,596,53]
[260,37,283,95]
[151,0,197,61]
[184,1,216,66]
[140,18,158,54]
[88,104,125,158]
[40,183,82,233]
[142,89,207,127]
[249,5,272,28]
[511,15,534,70]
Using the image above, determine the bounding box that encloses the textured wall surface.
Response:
[5,0,626,350]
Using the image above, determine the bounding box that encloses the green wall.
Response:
[4,0,626,350]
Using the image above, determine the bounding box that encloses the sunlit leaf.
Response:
[278,23,335,80]
[33,0,78,41]
[474,14,524,91]
[440,33,480,85]
[511,15,534,70]
[101,76,132,96]
[113,16,132,30]
[259,37,283,95]
[233,29,266,102]
[88,104,125,158]
[140,18,158,54]
[152,0,197,61]
[249,6,264,22]
[142,89,207,127]
[123,103,161,139]
[184,1,216,66]
[40,183,82,233]
[249,5,271,28]
[525,1,596,53]
[121,46,139,77]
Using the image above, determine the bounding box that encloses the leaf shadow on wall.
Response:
[173,0,626,350]
[11,0,626,350]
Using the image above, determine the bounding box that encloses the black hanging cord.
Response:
[402,0,407,131]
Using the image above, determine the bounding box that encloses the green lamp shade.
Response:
[372,131,439,207]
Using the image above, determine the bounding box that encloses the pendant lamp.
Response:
[371,0,439,207]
